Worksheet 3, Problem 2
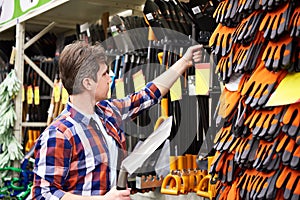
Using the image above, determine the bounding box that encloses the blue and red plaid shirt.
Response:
[31,82,161,199]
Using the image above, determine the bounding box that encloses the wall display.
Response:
[208,0,300,199]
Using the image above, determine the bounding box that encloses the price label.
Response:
[53,83,60,103]
[115,78,125,99]
[170,78,182,101]
[132,70,146,92]
[34,86,40,105]
[61,87,69,104]
[27,85,33,104]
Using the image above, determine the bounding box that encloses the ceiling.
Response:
[0,0,145,40]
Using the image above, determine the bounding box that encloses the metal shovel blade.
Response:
[122,116,173,175]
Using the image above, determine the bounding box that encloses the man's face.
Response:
[93,63,111,101]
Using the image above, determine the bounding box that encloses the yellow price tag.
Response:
[195,63,210,95]
[61,87,69,104]
[34,86,40,105]
[27,85,33,104]
[132,70,146,92]
[115,78,125,99]
[170,78,182,101]
[53,83,60,103]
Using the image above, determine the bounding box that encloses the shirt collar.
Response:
[66,101,106,127]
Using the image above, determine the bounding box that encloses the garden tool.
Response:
[25,130,34,152]
[289,6,300,37]
[161,156,182,195]
[280,102,300,141]
[266,73,300,107]
[262,34,293,71]
[276,166,300,200]
[167,0,190,36]
[143,0,172,41]
[110,55,121,93]
[241,62,288,109]
[191,155,208,192]
[120,17,139,49]
[259,2,293,40]
[109,15,134,53]
[244,106,284,141]
[191,0,217,19]
[185,154,203,192]
[154,0,179,33]
[209,23,235,56]
[117,116,172,190]
[196,156,217,200]
[170,0,192,35]
[177,155,189,194]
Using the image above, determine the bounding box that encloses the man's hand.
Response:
[182,44,203,67]
[104,186,131,200]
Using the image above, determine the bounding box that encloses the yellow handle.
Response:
[161,174,181,195]
[169,156,177,171]
[177,156,186,171]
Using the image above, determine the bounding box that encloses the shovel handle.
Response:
[117,167,128,190]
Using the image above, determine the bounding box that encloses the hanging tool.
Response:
[143,0,173,41]
[196,156,216,200]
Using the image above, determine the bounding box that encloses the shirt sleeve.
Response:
[31,128,72,200]
[99,82,162,122]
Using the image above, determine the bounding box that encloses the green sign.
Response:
[0,0,53,25]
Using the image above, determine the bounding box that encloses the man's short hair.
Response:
[59,41,106,95]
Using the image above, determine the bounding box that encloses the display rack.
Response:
[0,0,145,156]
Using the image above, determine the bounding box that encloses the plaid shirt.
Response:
[31,82,161,199]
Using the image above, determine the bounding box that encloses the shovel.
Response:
[117,116,173,190]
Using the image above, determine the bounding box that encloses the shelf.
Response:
[22,122,47,127]
[0,0,145,38]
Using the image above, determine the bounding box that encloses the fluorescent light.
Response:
[109,9,132,21]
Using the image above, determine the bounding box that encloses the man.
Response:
[31,41,202,199]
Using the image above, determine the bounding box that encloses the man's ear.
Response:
[82,77,93,90]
